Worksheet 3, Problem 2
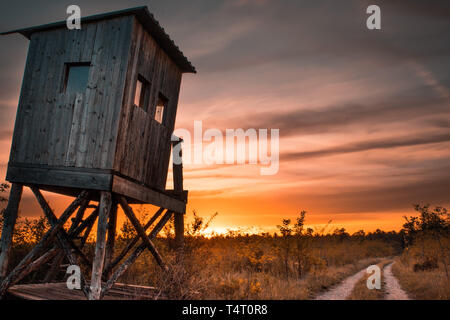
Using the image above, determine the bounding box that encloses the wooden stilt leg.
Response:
[174,212,184,249]
[0,183,23,281]
[172,139,185,250]
[89,191,111,300]
[104,199,117,279]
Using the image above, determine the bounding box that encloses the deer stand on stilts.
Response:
[0,146,186,300]
[0,6,194,300]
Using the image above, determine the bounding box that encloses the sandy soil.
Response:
[384,262,410,300]
[315,261,411,300]
[315,268,366,300]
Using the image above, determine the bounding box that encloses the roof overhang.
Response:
[1,6,196,73]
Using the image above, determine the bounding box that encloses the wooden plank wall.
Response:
[8,16,133,171]
[114,17,183,191]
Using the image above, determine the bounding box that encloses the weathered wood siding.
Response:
[8,16,133,170]
[8,15,183,193]
[114,17,183,191]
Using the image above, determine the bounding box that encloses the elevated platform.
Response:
[6,282,161,300]
[6,163,187,213]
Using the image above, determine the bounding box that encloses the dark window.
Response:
[134,75,149,109]
[155,94,168,124]
[64,63,90,94]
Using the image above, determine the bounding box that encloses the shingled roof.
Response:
[1,6,196,73]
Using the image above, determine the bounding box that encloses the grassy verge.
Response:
[347,259,392,300]
[248,257,385,300]
[391,258,450,300]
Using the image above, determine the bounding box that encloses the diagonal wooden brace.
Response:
[101,209,173,298]
[31,187,91,266]
[103,207,165,277]
[20,206,98,285]
[30,187,91,298]
[118,196,167,269]
[44,199,90,283]
[0,188,88,297]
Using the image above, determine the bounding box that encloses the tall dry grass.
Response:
[117,232,399,299]
[1,205,403,299]
[392,236,450,300]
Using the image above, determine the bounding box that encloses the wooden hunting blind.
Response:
[0,7,194,300]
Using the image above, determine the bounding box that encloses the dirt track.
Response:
[383,262,410,300]
[315,268,367,300]
[315,261,410,300]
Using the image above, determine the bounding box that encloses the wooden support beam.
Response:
[0,183,23,281]
[174,212,184,249]
[172,139,184,194]
[0,189,88,298]
[89,191,111,300]
[31,187,91,266]
[13,205,95,287]
[104,199,117,279]
[69,198,90,233]
[17,248,59,285]
[118,196,166,269]
[172,139,185,249]
[102,210,173,298]
[42,251,65,283]
[30,187,91,298]
[42,199,89,283]
[43,199,90,283]
[112,175,186,213]
[6,165,112,192]
[103,207,165,277]
[165,190,188,202]
[80,212,97,249]
[71,208,99,241]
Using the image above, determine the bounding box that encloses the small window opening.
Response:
[64,63,90,94]
[155,94,168,124]
[134,75,149,109]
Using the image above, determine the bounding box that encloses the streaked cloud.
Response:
[282,132,450,161]
[0,0,449,232]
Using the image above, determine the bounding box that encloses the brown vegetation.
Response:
[1,182,448,300]
[392,205,450,300]
[109,210,401,299]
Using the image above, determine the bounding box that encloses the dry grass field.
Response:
[1,193,448,300]
[391,238,450,300]
[118,233,397,299]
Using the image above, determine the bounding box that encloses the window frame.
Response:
[133,74,150,110]
[154,93,168,125]
[63,62,91,94]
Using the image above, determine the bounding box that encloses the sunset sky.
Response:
[0,0,449,234]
